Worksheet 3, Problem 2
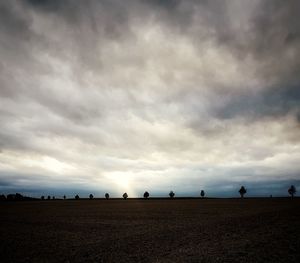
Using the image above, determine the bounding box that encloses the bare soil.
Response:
[0,198,299,262]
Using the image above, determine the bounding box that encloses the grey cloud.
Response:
[0,0,299,196]
[215,84,300,120]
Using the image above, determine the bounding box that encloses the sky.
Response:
[0,0,300,198]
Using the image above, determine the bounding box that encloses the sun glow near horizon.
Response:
[107,171,138,197]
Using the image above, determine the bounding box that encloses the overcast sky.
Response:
[0,0,299,198]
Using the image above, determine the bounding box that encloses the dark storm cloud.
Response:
[1,0,299,121]
[215,84,300,120]
[25,0,133,39]
[0,0,299,196]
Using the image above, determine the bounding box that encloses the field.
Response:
[1,198,299,262]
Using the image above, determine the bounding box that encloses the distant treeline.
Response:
[0,193,38,201]
[0,185,297,201]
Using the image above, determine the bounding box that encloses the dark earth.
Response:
[1,198,299,262]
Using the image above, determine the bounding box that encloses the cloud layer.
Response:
[0,0,299,197]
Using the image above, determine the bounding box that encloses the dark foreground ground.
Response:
[0,198,299,263]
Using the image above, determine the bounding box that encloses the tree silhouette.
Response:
[200,190,205,198]
[7,194,15,201]
[288,185,296,199]
[63,195,66,200]
[89,194,94,200]
[143,191,149,199]
[52,196,55,200]
[169,191,175,198]
[123,192,128,200]
[0,194,6,201]
[239,186,247,198]
[75,194,80,200]
[105,193,110,200]
[15,193,23,200]
[47,195,51,200]
[41,196,45,200]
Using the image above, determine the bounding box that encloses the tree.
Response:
[47,195,51,200]
[52,196,55,200]
[288,185,296,199]
[89,194,94,200]
[75,194,80,200]
[41,196,45,200]
[105,193,110,200]
[123,192,128,200]
[143,191,149,199]
[0,194,6,201]
[15,193,23,201]
[200,190,205,198]
[7,194,15,201]
[239,186,247,198]
[169,191,175,198]
[63,195,66,200]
